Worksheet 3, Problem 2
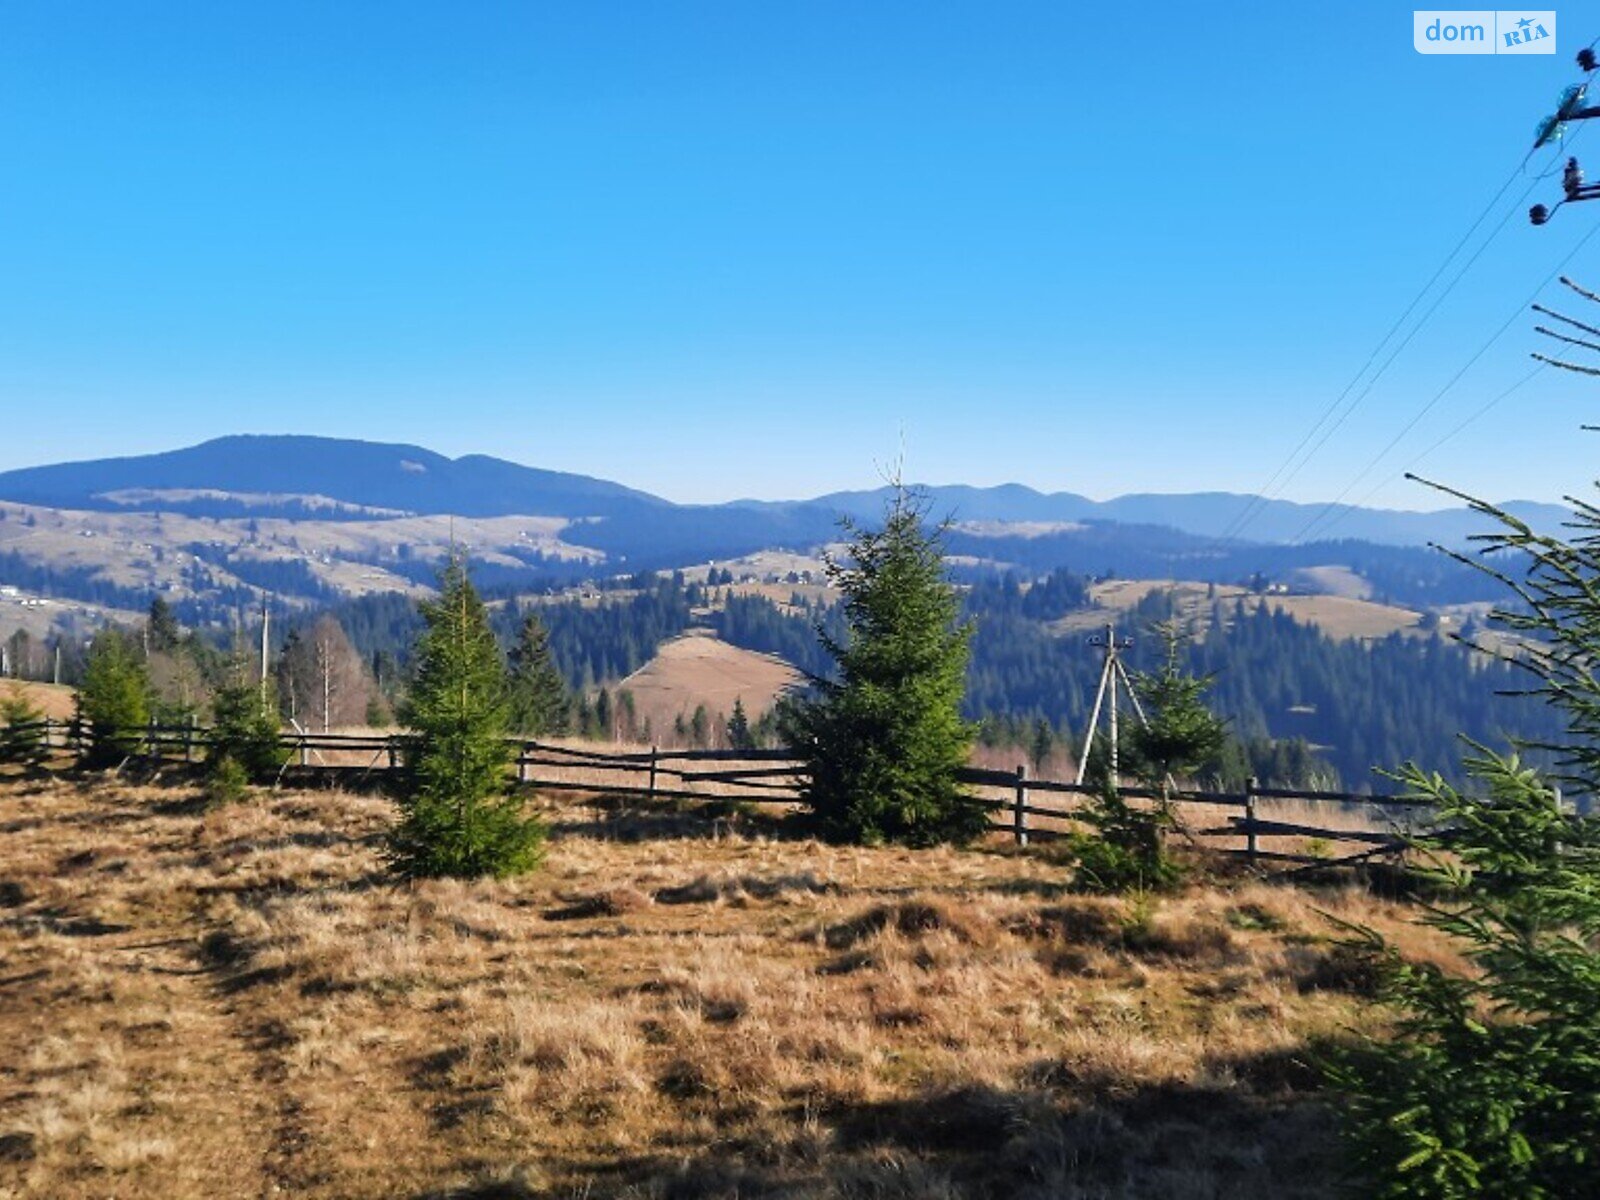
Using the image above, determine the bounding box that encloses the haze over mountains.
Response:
[0,435,1565,552]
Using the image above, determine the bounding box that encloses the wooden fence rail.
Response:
[1,719,1438,870]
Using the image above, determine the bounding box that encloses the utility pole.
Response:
[259,597,270,694]
[1076,622,1138,790]
[319,633,332,734]
[1528,47,1600,225]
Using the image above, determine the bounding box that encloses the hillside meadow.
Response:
[614,631,802,741]
[0,775,1458,1199]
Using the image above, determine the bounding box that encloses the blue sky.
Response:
[1,3,1596,515]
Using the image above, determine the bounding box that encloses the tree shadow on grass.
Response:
[547,795,816,845]
[412,1050,1351,1200]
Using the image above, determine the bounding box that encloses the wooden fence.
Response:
[2,718,1437,871]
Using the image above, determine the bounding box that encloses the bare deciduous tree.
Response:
[277,615,373,731]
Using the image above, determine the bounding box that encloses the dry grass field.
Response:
[0,500,598,602]
[1253,595,1422,641]
[1286,567,1370,601]
[681,552,833,587]
[617,631,802,736]
[1069,580,1423,644]
[0,681,77,722]
[0,773,1459,1200]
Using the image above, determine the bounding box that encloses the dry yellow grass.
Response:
[1071,579,1423,643]
[0,776,1450,1199]
[0,681,77,721]
[616,630,802,734]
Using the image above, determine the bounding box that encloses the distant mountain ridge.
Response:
[0,435,663,520]
[799,484,1568,548]
[0,434,1566,552]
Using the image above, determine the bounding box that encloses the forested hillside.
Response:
[943,527,1509,608]
[324,574,700,693]
[323,565,1563,790]
[711,573,1562,790]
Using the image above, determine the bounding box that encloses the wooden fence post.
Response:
[648,746,659,803]
[1245,775,1259,867]
[146,716,157,760]
[299,732,309,768]
[1014,764,1029,847]
[388,737,399,772]
[183,715,195,764]
[517,741,528,784]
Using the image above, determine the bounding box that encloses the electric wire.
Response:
[1279,362,1547,537]
[1290,218,1600,544]
[1213,162,1529,543]
[1218,139,1572,544]
[1254,166,1548,514]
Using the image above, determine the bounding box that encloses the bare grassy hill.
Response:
[0,778,1450,1199]
[617,630,802,734]
[1070,579,1424,643]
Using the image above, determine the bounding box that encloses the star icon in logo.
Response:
[1517,16,1534,31]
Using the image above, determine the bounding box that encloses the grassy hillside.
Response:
[0,680,76,720]
[1075,579,1424,643]
[0,499,596,600]
[615,629,801,734]
[0,778,1456,1199]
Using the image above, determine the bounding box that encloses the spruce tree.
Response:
[146,597,181,653]
[784,484,985,846]
[387,556,545,880]
[0,685,46,766]
[727,697,755,752]
[1329,479,1600,1197]
[1073,624,1224,894]
[1029,716,1055,773]
[77,628,152,765]
[1125,621,1228,796]
[506,612,569,737]
[208,648,286,786]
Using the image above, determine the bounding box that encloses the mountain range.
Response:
[0,435,1565,554]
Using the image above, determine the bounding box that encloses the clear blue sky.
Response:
[2,3,1596,512]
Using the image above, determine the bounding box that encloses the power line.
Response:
[1291,219,1600,544]
[1294,52,1600,541]
[1248,169,1547,523]
[1285,362,1548,536]
[1214,161,1531,544]
[1410,361,1550,466]
[1217,132,1580,545]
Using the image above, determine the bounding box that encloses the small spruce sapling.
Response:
[1071,623,1224,894]
[0,685,46,766]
